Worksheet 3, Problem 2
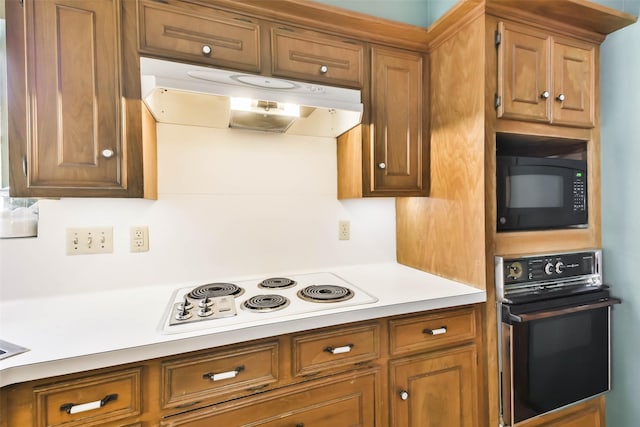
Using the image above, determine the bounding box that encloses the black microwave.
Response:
[496,156,587,231]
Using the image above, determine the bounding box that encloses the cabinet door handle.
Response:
[556,93,566,102]
[378,162,386,169]
[202,44,212,56]
[324,344,354,354]
[399,390,409,400]
[101,149,115,159]
[203,365,245,381]
[60,393,118,414]
[22,156,27,176]
[319,65,328,74]
[423,326,447,335]
[540,91,550,99]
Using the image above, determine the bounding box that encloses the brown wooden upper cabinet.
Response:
[137,0,261,73]
[6,0,151,198]
[496,21,595,128]
[337,46,428,198]
[270,27,364,89]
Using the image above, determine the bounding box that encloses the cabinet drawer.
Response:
[138,0,261,72]
[271,27,364,88]
[159,370,377,426]
[33,368,141,427]
[389,307,478,356]
[161,341,278,408]
[292,323,380,377]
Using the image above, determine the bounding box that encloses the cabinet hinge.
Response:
[494,94,501,109]
[495,30,502,47]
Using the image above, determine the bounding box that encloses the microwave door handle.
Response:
[514,298,621,323]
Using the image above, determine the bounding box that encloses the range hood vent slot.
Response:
[140,57,363,137]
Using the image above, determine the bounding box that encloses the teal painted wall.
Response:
[600,18,640,427]
[311,0,457,27]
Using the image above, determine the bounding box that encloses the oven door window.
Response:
[512,307,609,423]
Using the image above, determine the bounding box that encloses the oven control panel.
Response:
[495,249,603,304]
[501,251,598,284]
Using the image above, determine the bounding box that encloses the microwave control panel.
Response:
[500,250,599,285]
[572,174,587,212]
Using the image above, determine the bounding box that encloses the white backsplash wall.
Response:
[0,124,397,300]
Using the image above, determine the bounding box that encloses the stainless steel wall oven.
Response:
[496,250,619,426]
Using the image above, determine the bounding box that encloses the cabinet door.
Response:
[370,46,427,195]
[6,0,146,197]
[390,345,478,427]
[138,0,261,72]
[497,21,551,123]
[551,40,595,128]
[160,370,377,426]
[271,27,364,88]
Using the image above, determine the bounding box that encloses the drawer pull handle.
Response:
[423,326,447,336]
[319,65,328,74]
[60,393,118,414]
[399,390,409,400]
[203,365,245,381]
[202,44,212,56]
[324,344,353,354]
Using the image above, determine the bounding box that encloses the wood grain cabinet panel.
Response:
[496,21,595,128]
[292,323,380,377]
[6,0,150,197]
[159,370,378,426]
[138,0,261,72]
[370,46,426,195]
[33,368,141,427]
[497,22,551,123]
[389,307,478,356]
[161,341,278,409]
[337,45,428,198]
[271,27,364,88]
[551,40,595,128]
[389,345,478,427]
[513,396,605,427]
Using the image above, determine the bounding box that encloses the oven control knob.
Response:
[544,262,555,275]
[555,261,565,274]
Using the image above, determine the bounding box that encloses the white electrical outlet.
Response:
[66,227,113,255]
[130,226,149,252]
[338,220,350,240]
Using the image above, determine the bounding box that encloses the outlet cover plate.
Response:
[130,226,149,252]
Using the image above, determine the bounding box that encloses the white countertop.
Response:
[0,262,485,388]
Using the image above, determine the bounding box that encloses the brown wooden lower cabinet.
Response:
[0,305,490,427]
[160,369,378,426]
[389,344,478,427]
[514,396,605,427]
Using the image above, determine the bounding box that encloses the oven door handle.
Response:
[509,298,621,323]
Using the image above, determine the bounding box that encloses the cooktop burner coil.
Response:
[258,277,297,289]
[297,285,354,303]
[242,294,290,312]
[188,283,244,300]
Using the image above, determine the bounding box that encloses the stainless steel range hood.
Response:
[140,57,363,137]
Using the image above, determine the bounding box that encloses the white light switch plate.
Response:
[66,227,113,255]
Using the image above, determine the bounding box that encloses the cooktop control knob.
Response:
[555,261,565,274]
[544,262,555,275]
